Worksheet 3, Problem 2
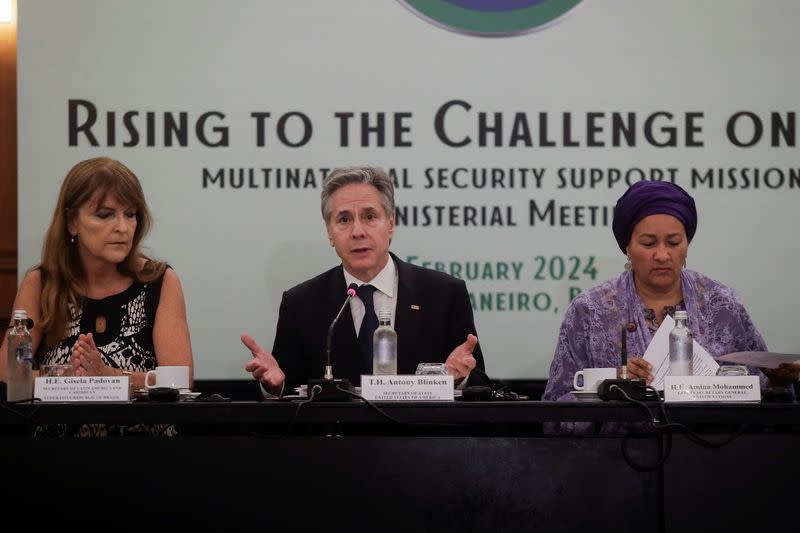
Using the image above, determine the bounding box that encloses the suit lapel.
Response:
[392,254,423,372]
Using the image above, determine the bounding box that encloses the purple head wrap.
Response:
[612,181,697,254]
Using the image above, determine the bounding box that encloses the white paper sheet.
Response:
[642,315,720,390]
[717,351,800,369]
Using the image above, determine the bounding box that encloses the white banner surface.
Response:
[17,1,800,379]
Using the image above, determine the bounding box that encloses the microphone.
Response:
[307,283,358,401]
[620,324,628,380]
[324,283,358,380]
[598,321,658,401]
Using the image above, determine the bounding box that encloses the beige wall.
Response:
[0,1,17,321]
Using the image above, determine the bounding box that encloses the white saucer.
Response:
[571,390,600,401]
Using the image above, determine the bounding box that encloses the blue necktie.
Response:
[357,284,378,373]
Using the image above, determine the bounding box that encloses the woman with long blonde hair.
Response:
[1,157,192,394]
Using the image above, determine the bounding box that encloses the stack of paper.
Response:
[717,352,800,369]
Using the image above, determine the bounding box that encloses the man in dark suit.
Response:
[242,166,486,396]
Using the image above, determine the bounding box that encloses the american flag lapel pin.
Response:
[410,304,420,311]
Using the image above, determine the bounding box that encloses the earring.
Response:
[624,257,632,271]
[70,234,76,244]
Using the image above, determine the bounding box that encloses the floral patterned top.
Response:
[543,269,767,402]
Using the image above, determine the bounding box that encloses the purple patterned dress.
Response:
[543,269,768,402]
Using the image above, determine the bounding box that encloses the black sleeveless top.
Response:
[36,271,165,371]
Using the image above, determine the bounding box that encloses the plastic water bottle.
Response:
[7,309,34,401]
[373,310,397,375]
[669,310,693,376]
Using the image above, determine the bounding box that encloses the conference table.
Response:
[1,398,797,531]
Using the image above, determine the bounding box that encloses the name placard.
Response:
[34,376,131,402]
[664,375,761,402]
[361,375,454,401]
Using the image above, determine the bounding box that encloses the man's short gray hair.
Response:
[320,166,395,223]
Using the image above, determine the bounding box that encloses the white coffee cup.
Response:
[145,365,190,390]
[573,367,617,392]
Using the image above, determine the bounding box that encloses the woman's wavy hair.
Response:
[37,157,165,347]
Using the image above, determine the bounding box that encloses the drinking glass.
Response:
[716,365,749,376]
[415,363,448,375]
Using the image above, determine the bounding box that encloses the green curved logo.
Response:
[399,0,583,37]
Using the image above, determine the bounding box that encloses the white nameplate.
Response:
[34,376,131,402]
[664,375,760,402]
[361,375,454,401]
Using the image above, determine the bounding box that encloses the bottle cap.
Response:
[674,310,688,320]
[12,309,28,320]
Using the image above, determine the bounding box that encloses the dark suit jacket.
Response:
[272,253,488,391]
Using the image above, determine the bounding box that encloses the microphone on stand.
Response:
[620,324,629,380]
[308,283,358,401]
[324,283,358,380]
[598,322,657,401]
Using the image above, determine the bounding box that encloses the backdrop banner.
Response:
[17,0,800,380]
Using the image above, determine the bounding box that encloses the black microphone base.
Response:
[307,378,354,401]
[597,379,659,401]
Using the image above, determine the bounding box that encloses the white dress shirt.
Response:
[343,256,398,334]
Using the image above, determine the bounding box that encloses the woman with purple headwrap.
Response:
[543,180,796,402]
